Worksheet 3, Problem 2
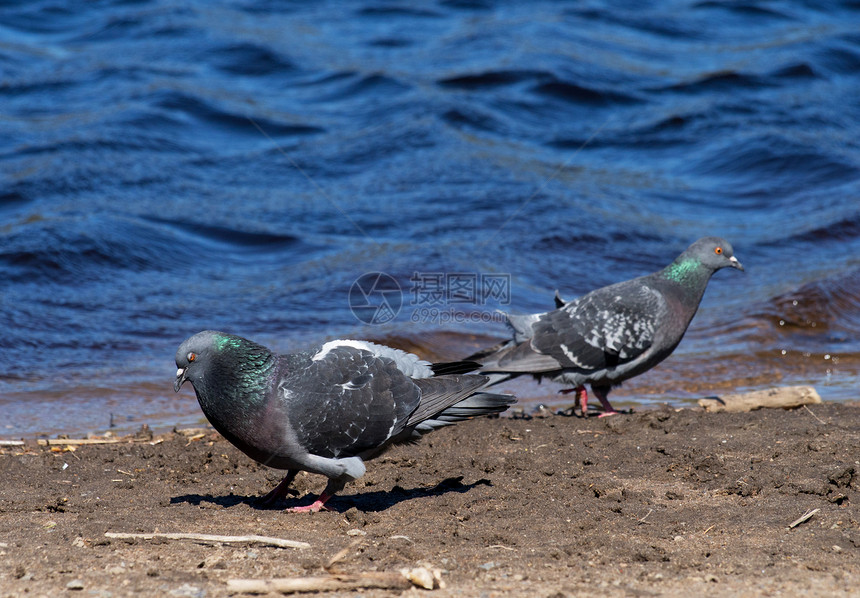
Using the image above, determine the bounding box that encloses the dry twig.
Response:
[104,532,309,550]
[325,538,364,570]
[788,508,820,530]
[227,573,411,594]
[38,438,122,446]
[803,405,827,424]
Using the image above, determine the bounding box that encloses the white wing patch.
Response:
[559,343,589,368]
[312,339,434,378]
[582,287,660,358]
[312,340,376,361]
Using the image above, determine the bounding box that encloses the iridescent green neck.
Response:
[662,258,704,284]
[210,333,276,402]
[215,334,246,352]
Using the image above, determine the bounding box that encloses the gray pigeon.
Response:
[174,331,515,512]
[469,237,744,416]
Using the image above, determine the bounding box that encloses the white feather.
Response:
[312,339,433,378]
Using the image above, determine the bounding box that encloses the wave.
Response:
[358,6,443,18]
[438,69,555,89]
[143,216,302,252]
[740,269,860,352]
[692,1,793,20]
[153,90,324,137]
[0,215,308,284]
[772,213,860,245]
[684,134,860,196]
[531,79,639,106]
[208,42,298,77]
[308,72,411,103]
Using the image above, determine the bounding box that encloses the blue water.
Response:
[2,1,859,437]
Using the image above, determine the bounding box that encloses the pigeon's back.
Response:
[276,346,421,460]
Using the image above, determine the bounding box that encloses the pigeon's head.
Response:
[686,237,744,273]
[174,330,275,394]
[174,330,220,393]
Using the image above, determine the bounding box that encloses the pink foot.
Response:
[285,492,333,513]
[286,501,330,513]
[591,387,619,418]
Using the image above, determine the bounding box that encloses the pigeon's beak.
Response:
[728,256,744,271]
[174,367,188,393]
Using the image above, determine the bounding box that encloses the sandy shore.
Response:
[1,402,858,597]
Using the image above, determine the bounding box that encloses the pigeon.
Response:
[469,237,744,416]
[174,331,515,512]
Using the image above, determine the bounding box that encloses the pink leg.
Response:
[285,492,333,513]
[258,470,298,506]
[591,386,618,418]
[559,386,588,417]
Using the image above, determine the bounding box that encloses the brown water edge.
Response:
[4,328,856,441]
[0,382,210,441]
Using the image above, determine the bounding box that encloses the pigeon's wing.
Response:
[492,338,567,372]
[528,282,668,373]
[282,342,422,459]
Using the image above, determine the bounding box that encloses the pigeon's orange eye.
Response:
[187,352,196,362]
[714,247,723,255]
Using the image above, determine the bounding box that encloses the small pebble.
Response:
[346,528,367,536]
[833,545,843,553]
[67,579,85,590]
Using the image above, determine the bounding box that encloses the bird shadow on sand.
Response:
[170,476,491,513]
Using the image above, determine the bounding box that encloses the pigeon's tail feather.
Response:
[462,340,525,387]
[414,391,516,433]
[463,311,537,373]
[429,360,483,376]
[481,372,515,387]
[408,375,516,427]
[433,391,516,422]
[407,375,489,426]
[462,341,508,363]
